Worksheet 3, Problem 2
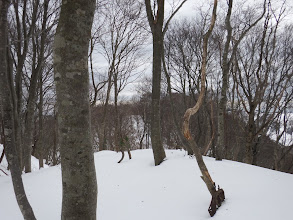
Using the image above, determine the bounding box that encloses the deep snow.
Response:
[0,149,293,220]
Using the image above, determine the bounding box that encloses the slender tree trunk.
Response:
[114,73,120,151]
[38,73,44,168]
[216,0,233,161]
[99,69,113,151]
[53,0,97,219]
[0,1,36,219]
[145,0,166,165]
[6,29,22,168]
[182,0,225,216]
[162,51,193,155]
[23,0,49,172]
[22,67,39,172]
[52,107,57,165]
[244,111,255,164]
[151,25,166,165]
[0,145,4,164]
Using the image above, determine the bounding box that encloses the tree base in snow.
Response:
[208,187,225,217]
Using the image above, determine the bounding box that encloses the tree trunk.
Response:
[114,73,120,152]
[99,69,113,151]
[53,0,97,219]
[244,111,255,164]
[151,25,166,165]
[38,72,44,168]
[0,1,36,219]
[216,0,233,161]
[22,67,39,172]
[162,50,193,155]
[23,0,50,172]
[182,0,225,216]
[53,107,57,165]
[145,0,166,166]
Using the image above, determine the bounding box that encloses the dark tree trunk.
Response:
[0,1,36,219]
[114,73,120,152]
[145,0,166,166]
[99,70,113,151]
[22,67,39,172]
[244,110,255,164]
[38,72,44,168]
[53,0,97,219]
[151,25,166,165]
[52,107,57,165]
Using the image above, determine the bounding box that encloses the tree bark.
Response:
[0,1,36,219]
[38,70,44,168]
[145,0,166,165]
[145,0,187,165]
[53,0,97,219]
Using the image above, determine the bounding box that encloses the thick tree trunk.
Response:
[0,1,36,219]
[53,0,97,219]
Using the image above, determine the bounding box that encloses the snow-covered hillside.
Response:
[0,145,48,177]
[0,149,293,220]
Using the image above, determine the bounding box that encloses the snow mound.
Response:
[0,149,293,220]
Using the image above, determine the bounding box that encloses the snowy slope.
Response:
[0,145,48,177]
[0,149,293,220]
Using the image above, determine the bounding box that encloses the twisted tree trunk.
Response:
[182,0,225,216]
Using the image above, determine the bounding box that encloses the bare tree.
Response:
[0,0,36,218]
[181,0,225,216]
[234,5,293,164]
[7,0,40,171]
[145,0,187,165]
[215,0,266,160]
[163,16,217,155]
[91,0,148,151]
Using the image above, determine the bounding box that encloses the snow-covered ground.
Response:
[1,149,293,220]
[0,145,48,177]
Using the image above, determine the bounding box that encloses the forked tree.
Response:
[215,0,266,160]
[144,0,187,165]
